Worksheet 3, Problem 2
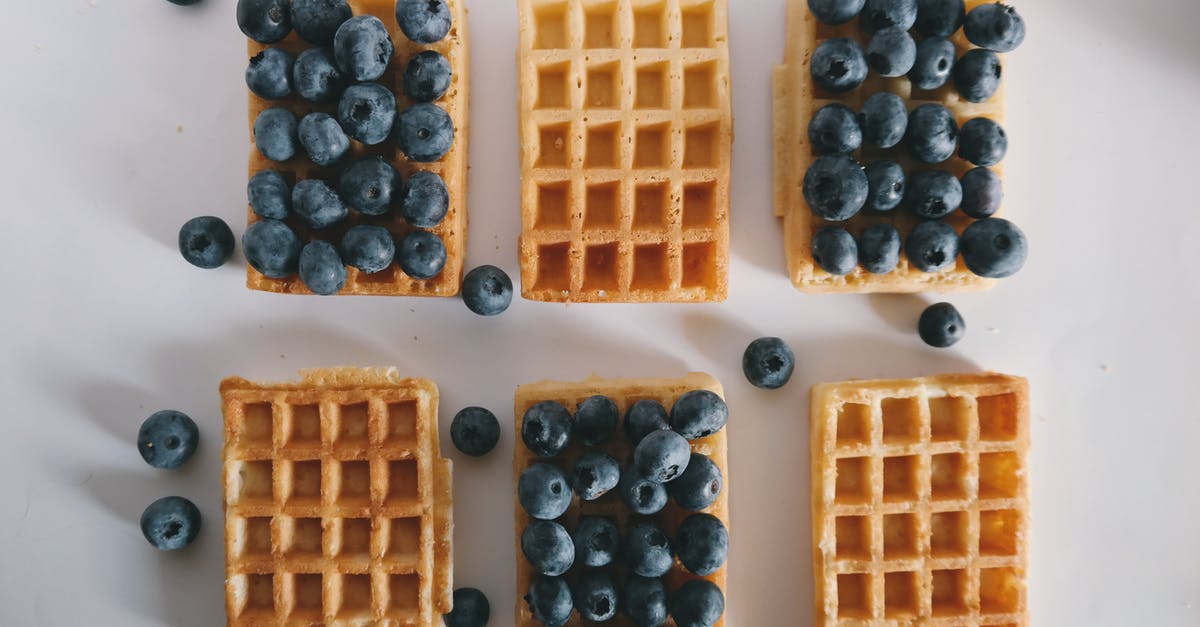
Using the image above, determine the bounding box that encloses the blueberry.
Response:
[624,400,670,445]
[243,219,302,278]
[812,226,858,276]
[808,103,862,155]
[444,588,490,627]
[616,469,669,515]
[860,0,918,32]
[237,0,291,44]
[140,496,201,550]
[918,302,966,347]
[404,50,453,102]
[811,38,868,93]
[742,337,795,390]
[909,37,957,90]
[340,224,396,274]
[292,179,349,229]
[867,27,916,77]
[178,216,234,269]
[462,265,513,316]
[906,103,959,164]
[401,171,450,228]
[574,516,619,567]
[634,430,692,483]
[253,107,298,162]
[450,407,500,457]
[858,223,902,274]
[574,395,618,446]
[298,240,347,295]
[906,170,962,219]
[333,15,394,82]
[670,390,728,440]
[574,570,619,622]
[953,48,1002,103]
[525,575,573,627]
[521,520,574,576]
[806,0,866,25]
[518,462,572,521]
[397,230,447,279]
[961,217,1027,278]
[964,2,1025,52]
[625,577,668,627]
[859,92,908,149]
[865,159,906,211]
[915,0,965,37]
[248,170,290,219]
[675,513,729,576]
[960,166,1002,218]
[905,220,959,272]
[339,83,398,145]
[624,521,674,578]
[166,0,202,5]
[958,117,1008,166]
[522,400,572,458]
[669,453,723,511]
[396,0,452,44]
[803,154,868,221]
[245,48,294,100]
[571,452,621,500]
[339,157,400,216]
[291,0,352,45]
[138,410,199,469]
[397,103,455,162]
[298,112,350,167]
[293,47,344,103]
[670,580,725,627]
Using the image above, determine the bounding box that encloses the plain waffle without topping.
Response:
[774,0,1005,293]
[513,373,729,626]
[810,374,1029,626]
[221,368,452,625]
[246,0,470,296]
[517,0,732,303]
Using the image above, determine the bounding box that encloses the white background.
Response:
[1,0,1198,625]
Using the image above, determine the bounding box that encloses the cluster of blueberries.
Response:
[516,392,730,627]
[135,410,203,551]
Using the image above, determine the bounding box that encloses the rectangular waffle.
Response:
[810,374,1029,626]
[517,0,732,303]
[220,368,453,625]
[774,0,1005,293]
[245,0,470,296]
[513,373,729,626]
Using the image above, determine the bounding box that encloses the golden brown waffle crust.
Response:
[810,373,1030,626]
[773,0,1005,293]
[513,373,730,627]
[245,0,470,297]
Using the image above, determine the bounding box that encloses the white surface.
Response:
[1,0,1198,625]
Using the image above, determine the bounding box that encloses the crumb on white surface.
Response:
[1100,364,1113,373]
[176,124,184,133]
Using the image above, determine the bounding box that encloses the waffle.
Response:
[220,368,453,625]
[774,0,1006,293]
[513,373,730,626]
[517,0,732,303]
[245,0,470,296]
[810,374,1029,626]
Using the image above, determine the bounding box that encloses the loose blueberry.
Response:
[808,103,862,155]
[404,50,453,102]
[865,159,906,211]
[906,103,958,164]
[676,513,729,576]
[670,390,728,440]
[298,112,350,166]
[138,410,199,469]
[964,2,1025,52]
[245,48,294,100]
[397,230,447,279]
[634,430,692,484]
[525,575,573,627]
[178,217,235,270]
[624,521,674,578]
[858,223,902,274]
[339,83,398,145]
[859,92,908,149]
[626,577,668,627]
[571,451,621,500]
[574,395,619,446]
[742,337,795,390]
[669,453,723,511]
[905,220,959,272]
[248,170,290,220]
[522,400,572,458]
[617,469,669,515]
[397,103,455,162]
[918,302,966,347]
[958,117,1008,166]
[237,0,291,44]
[462,265,513,316]
[953,48,1002,103]
[575,570,619,622]
[444,588,490,627]
[339,156,401,216]
[141,496,201,550]
[291,0,352,45]
[292,179,349,229]
[298,240,347,295]
[521,520,574,576]
[333,15,394,82]
[960,166,1002,218]
[671,580,725,627]
[915,0,965,37]
[518,462,572,521]
[867,27,917,77]
[396,0,452,44]
[574,516,620,568]
[243,219,302,278]
[812,226,859,276]
[253,107,298,162]
[860,0,918,32]
[807,0,867,25]
[811,38,868,93]
[401,171,450,228]
[961,217,1027,278]
[340,224,396,274]
[906,169,962,219]
[293,47,344,103]
[624,400,670,445]
[909,37,957,90]
[803,154,869,221]
[450,406,500,457]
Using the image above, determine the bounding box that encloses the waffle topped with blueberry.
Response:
[774,0,1028,292]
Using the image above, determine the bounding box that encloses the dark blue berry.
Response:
[298,240,347,295]
[625,577,668,627]
[961,166,1002,218]
[521,519,574,576]
[803,154,868,221]
[964,2,1025,52]
[397,230,447,279]
[397,103,455,162]
[634,430,691,483]
[571,452,620,500]
[961,217,1027,278]
[462,265,513,316]
[339,157,400,216]
[858,223,902,274]
[243,219,302,278]
[953,49,1002,103]
[859,92,908,149]
[248,170,290,219]
[340,224,395,274]
[624,521,674,578]
[669,453,723,511]
[918,302,965,347]
[396,0,452,44]
[518,462,572,521]
[178,217,234,269]
[253,107,298,162]
[624,400,670,445]
[807,0,867,25]
[811,38,868,93]
[670,390,728,440]
[401,171,450,228]
[909,37,956,90]
[237,0,291,44]
[339,83,398,145]
[865,159,906,211]
[245,48,294,100]
[574,395,618,446]
[671,580,725,627]
[812,226,859,275]
[860,0,918,32]
[959,117,1007,166]
[905,220,959,272]
[906,104,958,164]
[450,407,501,456]
[292,179,348,229]
[867,27,916,77]
[291,0,352,45]
[298,112,350,166]
[293,47,344,103]
[617,469,669,515]
[522,401,572,458]
[808,104,862,155]
[742,337,795,390]
[141,496,201,550]
[906,170,962,219]
[915,0,965,37]
[574,570,618,622]
[675,513,729,576]
[574,516,619,568]
[525,576,573,627]
[444,588,490,627]
[138,410,199,469]
[333,15,394,82]
[404,50,452,102]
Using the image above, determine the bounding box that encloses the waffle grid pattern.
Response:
[518,0,732,303]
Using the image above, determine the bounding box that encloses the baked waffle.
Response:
[513,373,730,626]
[220,368,453,625]
[245,0,470,296]
[517,0,732,303]
[774,0,1005,293]
[810,374,1029,626]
